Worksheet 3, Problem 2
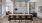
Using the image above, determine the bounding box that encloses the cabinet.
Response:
[30,13,37,17]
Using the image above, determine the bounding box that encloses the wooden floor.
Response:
[0,16,42,23]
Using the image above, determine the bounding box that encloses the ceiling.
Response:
[11,0,30,2]
[0,0,2,2]
[0,2,2,5]
[0,2,2,7]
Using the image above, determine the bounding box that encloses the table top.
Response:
[9,14,33,16]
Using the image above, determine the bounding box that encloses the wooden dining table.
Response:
[8,14,33,23]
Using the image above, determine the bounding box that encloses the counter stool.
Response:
[22,15,25,20]
[27,15,33,23]
[25,15,28,23]
[8,15,14,21]
[14,16,16,23]
[8,15,14,23]
[19,15,22,23]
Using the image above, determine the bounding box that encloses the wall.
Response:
[8,4,13,14]
[35,0,42,18]
[0,2,2,14]
[6,0,42,19]
[6,0,13,14]
[30,0,42,19]
[0,3,2,18]
[13,2,27,13]
[0,0,6,18]
[2,0,6,17]
[30,0,42,18]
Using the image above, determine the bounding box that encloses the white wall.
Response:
[0,3,2,18]
[35,0,42,18]
[0,0,6,18]
[6,0,13,14]
[30,0,37,2]
[6,0,42,19]
[30,0,42,19]
[0,2,2,14]
[13,2,27,13]
[8,4,13,14]
[2,0,6,17]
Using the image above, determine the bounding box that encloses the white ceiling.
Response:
[0,0,2,7]
[11,0,30,2]
[6,0,12,3]
[0,2,2,5]
[0,0,2,2]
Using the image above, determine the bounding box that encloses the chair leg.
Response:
[8,21,10,23]
[25,18,26,23]
[19,20,20,23]
[14,18,16,23]
[27,20,28,23]
[15,19,16,23]
[8,18,10,23]
[20,20,21,23]
[21,19,22,23]
[31,17,33,23]
[31,21,33,23]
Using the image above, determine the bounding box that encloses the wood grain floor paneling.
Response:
[0,16,42,23]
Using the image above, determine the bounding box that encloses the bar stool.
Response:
[19,15,22,23]
[27,15,32,21]
[25,15,28,23]
[27,15,33,23]
[8,15,14,23]
[14,16,16,23]
[8,16,10,22]
[10,15,14,21]
[16,15,19,18]
[22,15,25,23]
[22,15,25,19]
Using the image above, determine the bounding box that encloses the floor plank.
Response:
[0,16,42,23]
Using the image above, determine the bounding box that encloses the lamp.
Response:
[14,8,17,11]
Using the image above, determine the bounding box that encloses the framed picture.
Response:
[38,6,42,13]
[29,2,35,13]
[29,2,35,10]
